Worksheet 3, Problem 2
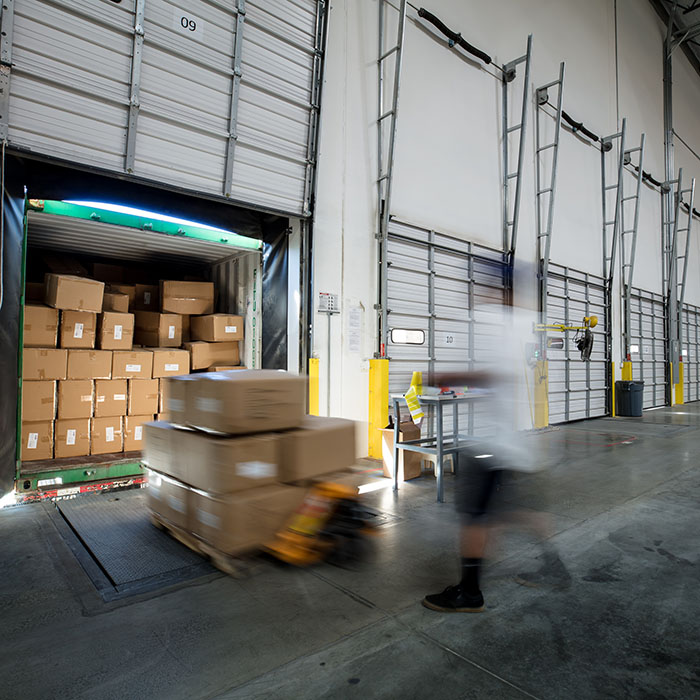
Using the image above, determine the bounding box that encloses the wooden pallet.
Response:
[150,511,259,578]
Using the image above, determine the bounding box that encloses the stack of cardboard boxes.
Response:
[144,370,357,557]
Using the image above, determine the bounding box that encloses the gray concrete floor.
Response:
[2,405,700,699]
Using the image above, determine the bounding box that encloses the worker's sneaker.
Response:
[422,584,485,613]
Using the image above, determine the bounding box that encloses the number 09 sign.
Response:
[173,10,204,40]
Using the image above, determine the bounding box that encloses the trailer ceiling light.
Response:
[474,454,493,459]
[66,201,232,233]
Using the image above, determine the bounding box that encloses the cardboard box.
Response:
[191,485,306,555]
[134,284,160,312]
[179,432,279,493]
[112,350,153,379]
[92,263,125,284]
[152,349,190,378]
[91,416,123,454]
[98,312,134,350]
[134,312,182,348]
[161,281,214,315]
[163,374,198,425]
[95,379,128,417]
[59,310,97,349]
[129,378,159,415]
[23,305,59,347]
[143,421,187,481]
[380,421,422,480]
[55,418,90,459]
[185,341,240,370]
[181,315,191,343]
[43,254,89,277]
[57,380,94,420]
[45,274,104,312]
[22,380,56,422]
[108,284,136,309]
[21,421,54,461]
[145,470,190,530]
[209,365,245,372]
[185,370,306,435]
[26,282,46,303]
[277,416,357,483]
[191,314,244,342]
[23,348,67,380]
[124,414,153,452]
[102,292,130,313]
[67,350,112,379]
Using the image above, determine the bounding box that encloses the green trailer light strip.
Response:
[17,461,144,492]
[32,200,263,251]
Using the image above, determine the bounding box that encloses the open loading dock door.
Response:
[385,219,506,436]
[546,264,609,424]
[630,288,666,408]
[16,200,263,497]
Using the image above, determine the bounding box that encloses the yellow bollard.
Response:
[533,360,549,429]
[308,358,320,416]
[368,359,389,458]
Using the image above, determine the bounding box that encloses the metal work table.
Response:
[391,393,485,503]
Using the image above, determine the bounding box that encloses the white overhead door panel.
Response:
[386,219,506,438]
[135,0,236,192]
[546,264,609,424]
[5,0,324,217]
[630,289,666,408]
[9,0,133,169]
[232,0,318,215]
[683,303,699,403]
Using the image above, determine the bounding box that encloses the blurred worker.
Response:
[422,297,569,613]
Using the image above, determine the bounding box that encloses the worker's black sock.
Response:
[460,557,482,595]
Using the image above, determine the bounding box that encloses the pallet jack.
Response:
[265,480,379,567]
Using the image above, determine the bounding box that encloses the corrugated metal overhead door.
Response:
[629,289,666,408]
[5,0,323,216]
[546,264,609,423]
[386,220,506,435]
[683,303,700,403]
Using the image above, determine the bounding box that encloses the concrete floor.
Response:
[2,405,700,699]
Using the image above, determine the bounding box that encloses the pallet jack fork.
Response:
[265,481,378,567]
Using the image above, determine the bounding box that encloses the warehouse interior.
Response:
[1,0,700,697]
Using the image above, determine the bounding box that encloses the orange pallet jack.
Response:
[265,481,378,567]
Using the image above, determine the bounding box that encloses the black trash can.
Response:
[616,380,644,417]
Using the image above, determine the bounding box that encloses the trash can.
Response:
[616,380,644,417]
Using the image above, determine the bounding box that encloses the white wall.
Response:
[313,0,700,453]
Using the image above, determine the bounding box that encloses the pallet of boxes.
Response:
[142,370,358,573]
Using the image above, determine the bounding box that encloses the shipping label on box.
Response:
[161,281,214,315]
[57,379,94,420]
[94,379,128,417]
[134,284,160,311]
[22,348,68,380]
[128,378,159,415]
[91,416,123,455]
[21,380,56,422]
[45,274,104,312]
[55,419,90,458]
[184,341,240,370]
[59,310,97,349]
[191,314,244,342]
[152,349,190,378]
[67,350,112,379]
[23,305,59,348]
[112,350,153,379]
[21,421,54,461]
[98,311,134,350]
